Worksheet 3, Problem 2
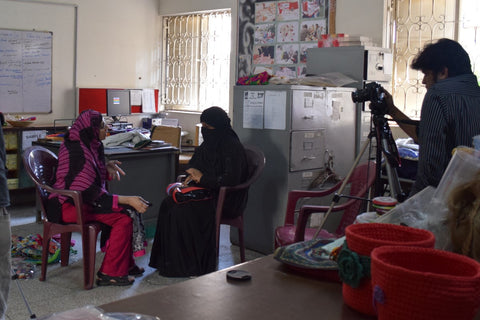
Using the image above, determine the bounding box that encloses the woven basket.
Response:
[371,245,480,320]
[340,223,435,315]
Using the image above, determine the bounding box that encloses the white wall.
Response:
[0,0,386,134]
[0,0,160,126]
[336,0,386,47]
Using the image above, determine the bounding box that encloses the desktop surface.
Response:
[100,255,375,320]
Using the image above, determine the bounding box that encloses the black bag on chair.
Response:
[166,182,213,204]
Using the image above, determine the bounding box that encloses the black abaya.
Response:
[149,107,248,277]
[149,197,217,277]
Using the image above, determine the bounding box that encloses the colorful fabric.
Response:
[236,71,271,85]
[11,234,73,264]
[274,238,338,270]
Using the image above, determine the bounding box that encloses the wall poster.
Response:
[237,0,335,80]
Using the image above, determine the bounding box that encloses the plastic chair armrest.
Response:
[283,184,341,225]
[293,197,357,242]
[176,174,187,182]
[42,184,85,224]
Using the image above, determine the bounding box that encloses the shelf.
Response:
[3,125,67,190]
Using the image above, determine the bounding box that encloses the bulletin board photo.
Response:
[237,0,336,80]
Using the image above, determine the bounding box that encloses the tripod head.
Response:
[351,83,407,202]
[352,82,389,116]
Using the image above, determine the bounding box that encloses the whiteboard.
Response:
[0,29,52,113]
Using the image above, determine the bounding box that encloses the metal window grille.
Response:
[161,10,231,112]
[388,0,479,118]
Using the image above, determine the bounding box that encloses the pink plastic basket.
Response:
[371,245,480,320]
[339,223,435,315]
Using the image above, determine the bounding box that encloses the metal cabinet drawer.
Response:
[288,168,332,190]
[291,90,325,130]
[290,129,325,171]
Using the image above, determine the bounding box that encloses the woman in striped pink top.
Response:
[48,110,150,286]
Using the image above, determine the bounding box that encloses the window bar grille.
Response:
[162,11,231,112]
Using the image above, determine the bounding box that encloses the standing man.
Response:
[0,112,11,320]
[384,38,480,196]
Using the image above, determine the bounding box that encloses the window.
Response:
[161,10,231,113]
[388,0,480,118]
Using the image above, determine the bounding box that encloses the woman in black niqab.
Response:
[149,106,248,277]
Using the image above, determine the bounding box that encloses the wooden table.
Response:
[100,255,375,320]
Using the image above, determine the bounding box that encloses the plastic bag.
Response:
[377,148,480,251]
[38,306,160,320]
[375,187,451,250]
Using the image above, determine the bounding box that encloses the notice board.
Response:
[0,29,52,113]
[237,0,335,79]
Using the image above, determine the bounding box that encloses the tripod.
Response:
[312,102,406,238]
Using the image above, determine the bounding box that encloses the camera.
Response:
[351,82,387,115]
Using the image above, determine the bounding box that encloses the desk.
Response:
[100,255,375,320]
[32,141,177,229]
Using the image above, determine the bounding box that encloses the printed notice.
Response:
[142,89,156,113]
[264,90,286,130]
[242,91,265,129]
[130,89,142,106]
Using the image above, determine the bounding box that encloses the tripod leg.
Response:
[313,137,372,238]
[379,121,407,201]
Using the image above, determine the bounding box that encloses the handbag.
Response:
[166,182,213,204]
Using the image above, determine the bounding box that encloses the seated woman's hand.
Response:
[185,168,203,184]
[119,196,150,213]
[107,160,126,181]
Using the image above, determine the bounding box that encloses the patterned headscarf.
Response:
[65,109,107,182]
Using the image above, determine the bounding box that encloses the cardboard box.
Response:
[7,178,19,190]
[6,154,17,170]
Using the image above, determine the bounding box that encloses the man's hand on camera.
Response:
[381,88,396,117]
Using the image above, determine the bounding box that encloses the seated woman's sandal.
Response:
[128,265,145,277]
[96,271,134,287]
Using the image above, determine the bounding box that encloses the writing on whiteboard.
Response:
[0,29,52,113]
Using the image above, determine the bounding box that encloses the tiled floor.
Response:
[7,204,265,320]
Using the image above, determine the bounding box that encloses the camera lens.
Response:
[351,89,369,103]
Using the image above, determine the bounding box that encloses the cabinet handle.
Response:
[303,115,314,120]
[302,156,316,160]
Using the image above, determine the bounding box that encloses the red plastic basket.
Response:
[341,223,435,315]
[371,245,480,320]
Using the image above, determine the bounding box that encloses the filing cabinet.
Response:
[232,85,358,254]
[306,46,393,162]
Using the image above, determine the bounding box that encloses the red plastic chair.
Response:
[215,144,265,262]
[275,161,376,248]
[22,146,102,290]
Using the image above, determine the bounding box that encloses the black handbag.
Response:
[166,182,213,204]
